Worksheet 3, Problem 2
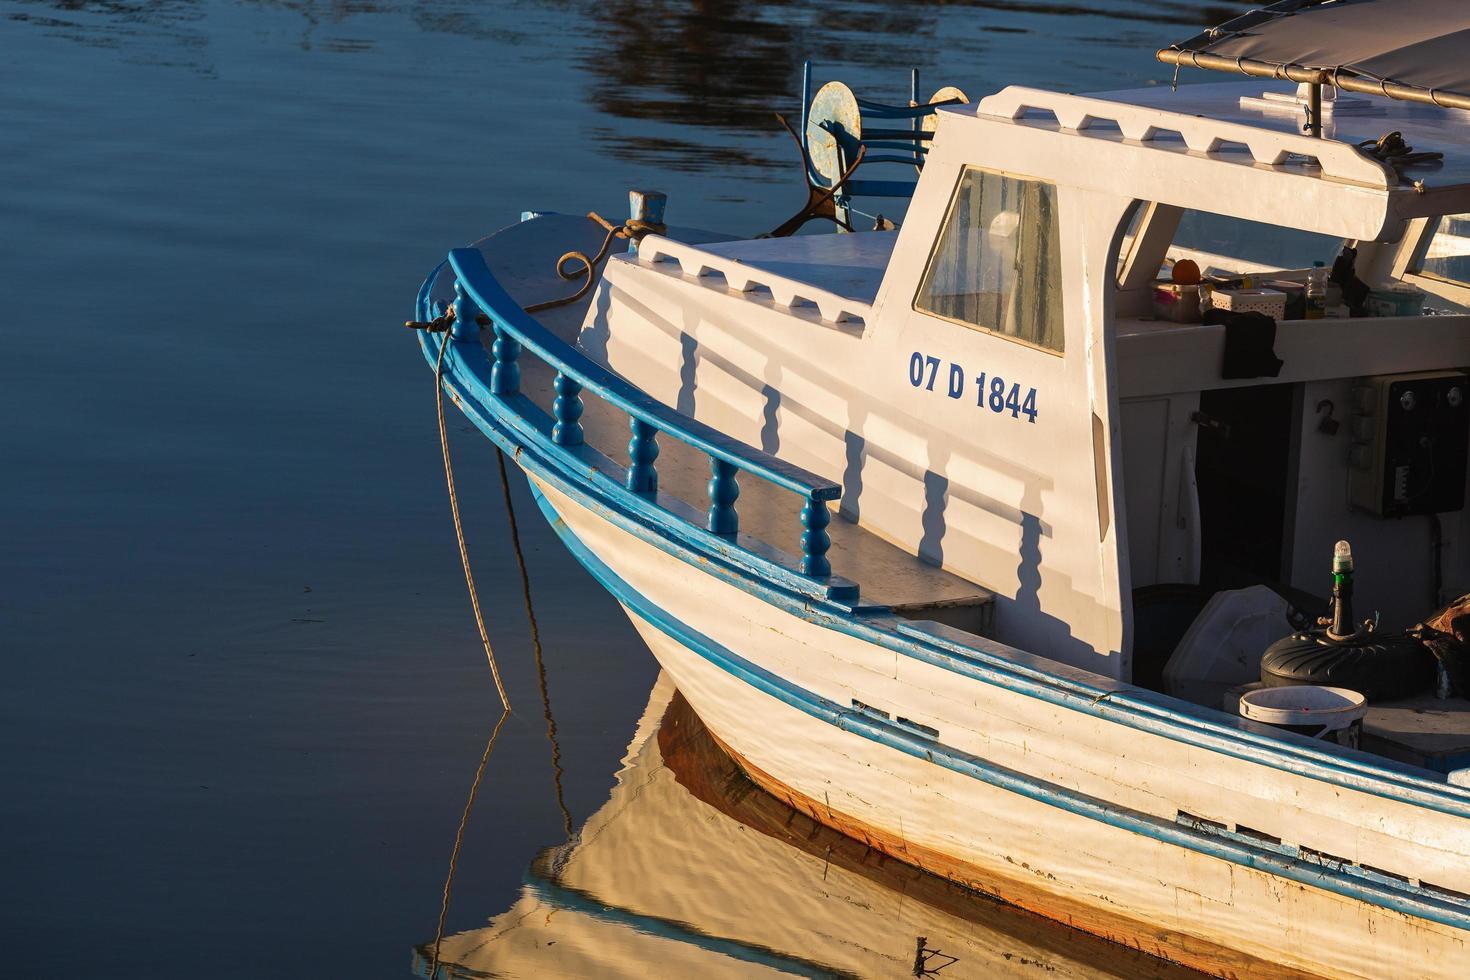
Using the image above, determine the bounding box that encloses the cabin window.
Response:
[1416,213,1470,286]
[1171,211,1341,273]
[915,168,1064,353]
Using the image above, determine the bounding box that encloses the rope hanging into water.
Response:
[428,705,510,978]
[423,313,576,975]
[435,328,512,712]
[419,212,647,968]
[496,447,575,838]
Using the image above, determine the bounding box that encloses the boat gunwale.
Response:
[416,255,1470,822]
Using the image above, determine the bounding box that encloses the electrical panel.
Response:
[1348,371,1470,516]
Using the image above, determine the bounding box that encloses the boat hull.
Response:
[530,475,1470,979]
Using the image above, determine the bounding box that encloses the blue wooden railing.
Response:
[438,247,845,588]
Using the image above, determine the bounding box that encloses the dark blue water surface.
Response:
[1,2,1246,976]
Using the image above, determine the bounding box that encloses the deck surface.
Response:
[699,230,896,306]
[465,215,990,619]
[1363,695,1470,773]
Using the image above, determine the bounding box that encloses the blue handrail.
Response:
[442,247,840,579]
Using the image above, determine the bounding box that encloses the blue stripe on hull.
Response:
[529,482,1470,934]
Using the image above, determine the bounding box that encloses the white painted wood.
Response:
[955,94,1404,243]
[1115,312,1470,398]
[637,235,871,326]
[540,477,1470,878]
[1404,273,1470,310]
[533,478,1470,977]
[1363,694,1470,771]
[699,231,895,305]
[566,359,997,617]
[1092,80,1470,220]
[978,86,1396,188]
[1120,202,1183,286]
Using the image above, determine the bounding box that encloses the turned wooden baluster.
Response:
[627,419,659,494]
[800,496,832,578]
[461,276,519,397]
[707,458,740,535]
[552,373,584,446]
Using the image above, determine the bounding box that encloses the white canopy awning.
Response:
[1159,0,1470,110]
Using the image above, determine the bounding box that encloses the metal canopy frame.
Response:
[1157,0,1470,115]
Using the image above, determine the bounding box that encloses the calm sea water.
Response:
[2,2,1244,976]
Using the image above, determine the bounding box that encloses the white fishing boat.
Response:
[411,3,1470,974]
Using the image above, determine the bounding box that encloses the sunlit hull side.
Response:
[529,477,1470,980]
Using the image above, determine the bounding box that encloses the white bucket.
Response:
[1239,685,1367,747]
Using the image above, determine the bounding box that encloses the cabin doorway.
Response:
[1194,384,1294,590]
[1129,383,1296,690]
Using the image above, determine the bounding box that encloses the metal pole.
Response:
[1308,81,1322,138]
[911,67,921,168]
[1156,47,1470,112]
[800,59,812,158]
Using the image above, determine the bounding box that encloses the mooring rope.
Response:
[427,705,511,979]
[426,327,515,979]
[524,212,665,313]
[496,448,575,838]
[435,327,511,713]
[1357,130,1444,175]
[423,308,579,976]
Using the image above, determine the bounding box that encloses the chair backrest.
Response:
[799,60,968,227]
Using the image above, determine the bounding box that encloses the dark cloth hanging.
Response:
[1331,245,1372,317]
[1204,308,1284,379]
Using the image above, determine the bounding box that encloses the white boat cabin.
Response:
[582,79,1470,701]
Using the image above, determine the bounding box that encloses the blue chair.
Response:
[766,61,968,237]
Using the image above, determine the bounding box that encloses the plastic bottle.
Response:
[1305,261,1328,319]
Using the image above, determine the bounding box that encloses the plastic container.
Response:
[1209,287,1287,319]
[1305,261,1328,319]
[1364,285,1426,318]
[1238,685,1367,747]
[1151,281,1201,322]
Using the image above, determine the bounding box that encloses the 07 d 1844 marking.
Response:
[908,351,1039,423]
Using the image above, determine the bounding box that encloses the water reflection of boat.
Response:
[414,675,1200,979]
